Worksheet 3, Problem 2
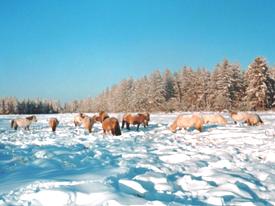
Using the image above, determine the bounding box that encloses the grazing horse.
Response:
[95,111,109,123]
[102,117,121,136]
[11,115,37,130]
[169,114,204,133]
[138,112,150,127]
[245,114,263,126]
[74,113,87,126]
[81,116,95,133]
[203,114,227,125]
[122,113,149,131]
[229,111,247,124]
[49,118,59,132]
[230,111,263,126]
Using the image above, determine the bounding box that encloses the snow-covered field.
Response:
[0,112,275,206]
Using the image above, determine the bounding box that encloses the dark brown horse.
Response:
[95,111,109,123]
[102,117,121,136]
[122,113,149,131]
[49,117,59,132]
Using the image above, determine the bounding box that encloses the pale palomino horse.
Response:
[81,115,96,133]
[169,114,204,132]
[11,115,37,130]
[230,111,263,126]
[202,114,227,125]
[74,113,86,126]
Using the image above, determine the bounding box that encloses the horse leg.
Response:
[75,121,80,127]
[122,120,125,129]
[111,129,115,135]
[126,122,130,130]
[137,124,140,131]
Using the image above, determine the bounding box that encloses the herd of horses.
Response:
[9,111,264,135]
[10,111,150,136]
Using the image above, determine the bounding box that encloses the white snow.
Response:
[0,112,275,205]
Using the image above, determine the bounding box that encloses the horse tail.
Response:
[114,120,121,136]
[121,119,125,129]
[11,120,14,128]
[258,115,264,124]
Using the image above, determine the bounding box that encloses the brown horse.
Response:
[49,117,59,132]
[230,111,263,126]
[122,113,149,131]
[202,114,227,125]
[169,114,204,132]
[81,115,95,133]
[11,115,37,130]
[102,117,121,136]
[95,111,109,123]
[137,112,150,127]
[74,113,86,126]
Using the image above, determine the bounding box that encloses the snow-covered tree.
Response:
[162,69,180,111]
[147,70,166,111]
[207,60,244,111]
[244,57,274,110]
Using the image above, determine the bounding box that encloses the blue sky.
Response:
[0,0,275,101]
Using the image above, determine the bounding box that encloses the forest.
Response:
[1,57,275,114]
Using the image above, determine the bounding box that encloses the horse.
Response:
[102,117,121,136]
[202,114,227,125]
[95,111,109,123]
[245,113,263,126]
[49,117,59,132]
[229,111,263,126]
[169,114,204,133]
[81,115,95,133]
[11,115,37,130]
[137,112,150,127]
[122,113,149,131]
[229,111,247,124]
[74,113,87,126]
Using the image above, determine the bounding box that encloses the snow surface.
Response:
[0,112,275,205]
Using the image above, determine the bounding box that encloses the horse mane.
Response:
[103,115,109,121]
[229,111,237,115]
[26,116,34,120]
[99,111,106,116]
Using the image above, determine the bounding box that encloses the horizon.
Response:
[1,0,275,102]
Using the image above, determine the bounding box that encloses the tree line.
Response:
[1,57,275,114]
[0,98,61,114]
